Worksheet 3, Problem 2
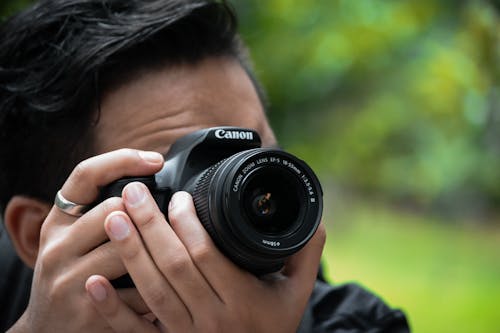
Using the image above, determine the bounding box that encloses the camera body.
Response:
[102,127,323,277]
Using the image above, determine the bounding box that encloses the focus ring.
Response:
[192,160,225,242]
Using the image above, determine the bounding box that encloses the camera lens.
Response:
[192,149,322,275]
[241,167,304,235]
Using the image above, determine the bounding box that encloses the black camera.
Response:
[102,127,322,278]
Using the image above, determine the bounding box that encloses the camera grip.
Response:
[100,176,156,199]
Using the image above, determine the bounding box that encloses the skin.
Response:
[6,57,326,332]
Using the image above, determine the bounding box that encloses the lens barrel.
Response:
[192,148,322,274]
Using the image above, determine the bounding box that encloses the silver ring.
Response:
[54,190,89,217]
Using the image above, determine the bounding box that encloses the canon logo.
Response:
[214,129,254,140]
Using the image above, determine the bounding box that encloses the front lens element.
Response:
[241,167,303,235]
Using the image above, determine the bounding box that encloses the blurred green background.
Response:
[2,0,499,332]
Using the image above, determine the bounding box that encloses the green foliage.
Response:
[323,195,500,332]
[235,0,500,215]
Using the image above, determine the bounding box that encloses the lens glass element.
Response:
[241,167,304,235]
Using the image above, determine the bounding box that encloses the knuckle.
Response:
[161,251,191,277]
[39,219,53,243]
[72,159,92,182]
[49,272,74,302]
[143,286,167,308]
[136,211,163,230]
[190,242,212,264]
[40,238,67,266]
[115,234,142,261]
[120,241,141,262]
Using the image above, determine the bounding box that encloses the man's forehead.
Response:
[93,57,276,155]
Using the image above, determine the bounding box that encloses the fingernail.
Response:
[168,191,186,211]
[124,183,145,206]
[139,151,163,163]
[88,279,107,302]
[108,214,130,240]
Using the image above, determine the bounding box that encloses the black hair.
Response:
[0,0,261,216]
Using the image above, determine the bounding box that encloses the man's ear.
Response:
[4,196,51,268]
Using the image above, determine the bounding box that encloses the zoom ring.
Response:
[192,160,225,243]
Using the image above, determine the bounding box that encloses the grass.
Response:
[320,195,500,333]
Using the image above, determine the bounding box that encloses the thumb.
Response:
[282,223,326,285]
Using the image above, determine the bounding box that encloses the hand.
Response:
[9,149,164,332]
[87,186,326,333]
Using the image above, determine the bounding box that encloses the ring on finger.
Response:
[54,190,89,217]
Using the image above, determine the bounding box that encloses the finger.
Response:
[82,245,152,315]
[86,275,158,333]
[40,201,128,279]
[104,211,192,331]
[122,183,221,313]
[62,149,163,204]
[282,223,326,299]
[49,149,163,225]
[116,288,150,315]
[66,197,125,255]
[73,241,125,278]
[167,191,250,298]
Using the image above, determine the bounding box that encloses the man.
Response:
[0,0,410,331]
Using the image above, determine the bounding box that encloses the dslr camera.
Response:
[102,127,322,277]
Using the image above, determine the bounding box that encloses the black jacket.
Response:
[0,226,410,332]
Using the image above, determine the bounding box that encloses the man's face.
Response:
[94,57,276,154]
